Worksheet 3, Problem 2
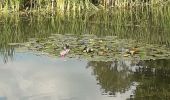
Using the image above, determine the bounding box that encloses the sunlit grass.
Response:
[0,0,170,61]
[0,0,169,14]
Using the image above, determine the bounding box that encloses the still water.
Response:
[0,53,137,100]
[0,52,170,100]
[0,5,170,100]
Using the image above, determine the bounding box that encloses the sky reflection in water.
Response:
[0,53,136,100]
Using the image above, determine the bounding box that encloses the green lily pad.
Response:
[16,34,170,61]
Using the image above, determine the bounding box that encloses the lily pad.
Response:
[16,34,170,61]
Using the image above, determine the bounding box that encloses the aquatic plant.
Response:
[0,4,170,61]
[13,34,170,61]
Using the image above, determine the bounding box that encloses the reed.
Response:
[0,0,169,14]
[0,3,170,61]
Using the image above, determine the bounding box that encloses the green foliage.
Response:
[0,0,169,13]
[0,4,170,61]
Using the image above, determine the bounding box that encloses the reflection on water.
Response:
[87,58,170,99]
[0,53,170,100]
[1,6,170,62]
[133,59,170,99]
[0,5,170,61]
[0,5,170,45]
[0,53,136,100]
[0,3,170,100]
[87,59,138,96]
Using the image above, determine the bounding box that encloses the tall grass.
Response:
[0,1,170,61]
[0,0,169,14]
[0,4,170,47]
[0,0,95,13]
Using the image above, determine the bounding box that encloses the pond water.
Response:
[0,53,137,100]
[0,5,170,100]
[0,52,170,100]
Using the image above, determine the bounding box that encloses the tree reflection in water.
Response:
[87,58,170,99]
[86,58,141,96]
[134,59,170,100]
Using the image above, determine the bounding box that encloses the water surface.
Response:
[0,53,170,100]
[0,4,170,100]
[0,53,137,100]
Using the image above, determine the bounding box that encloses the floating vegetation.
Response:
[1,5,170,62]
[10,34,170,61]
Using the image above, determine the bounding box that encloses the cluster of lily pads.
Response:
[10,34,170,61]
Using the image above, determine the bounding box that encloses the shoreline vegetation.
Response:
[0,0,170,14]
[0,0,170,61]
[0,1,170,99]
[8,34,170,61]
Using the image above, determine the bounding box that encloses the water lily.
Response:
[60,49,70,57]
[60,44,70,57]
